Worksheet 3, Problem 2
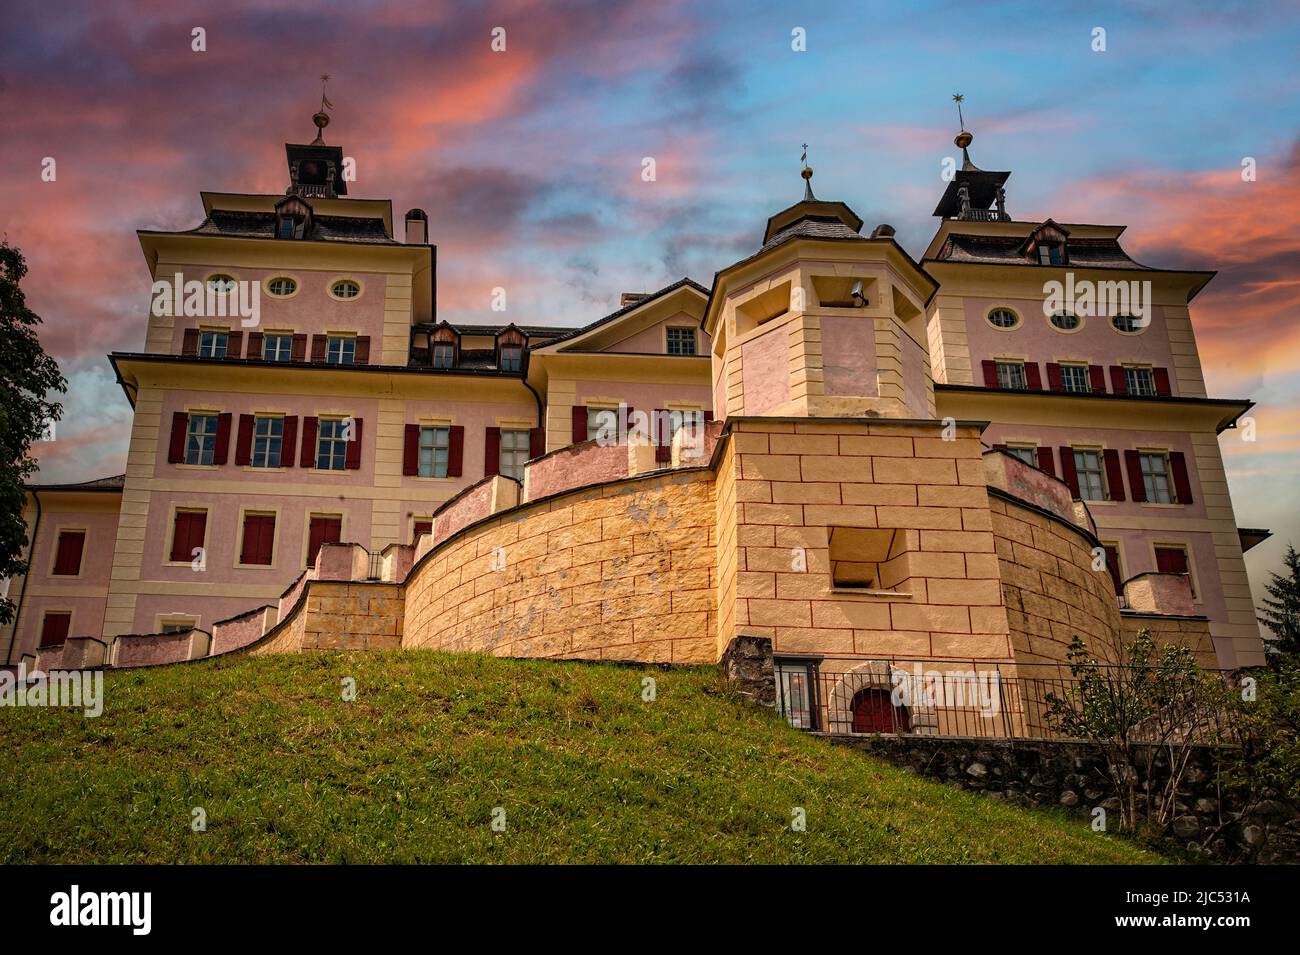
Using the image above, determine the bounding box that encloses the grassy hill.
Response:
[0,650,1163,864]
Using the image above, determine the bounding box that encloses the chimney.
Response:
[405,208,428,244]
[620,292,648,308]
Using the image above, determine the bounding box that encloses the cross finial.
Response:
[801,143,809,168]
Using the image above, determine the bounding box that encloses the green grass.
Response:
[0,650,1164,863]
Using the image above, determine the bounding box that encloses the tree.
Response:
[0,241,66,625]
[1258,544,1300,663]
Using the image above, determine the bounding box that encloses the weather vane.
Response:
[320,74,334,114]
[953,93,966,130]
[801,143,809,169]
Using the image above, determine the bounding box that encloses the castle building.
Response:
[1,115,1269,726]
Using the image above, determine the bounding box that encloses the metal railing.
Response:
[776,656,1242,742]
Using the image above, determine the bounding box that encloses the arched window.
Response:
[851,688,909,734]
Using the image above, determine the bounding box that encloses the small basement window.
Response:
[829,527,910,592]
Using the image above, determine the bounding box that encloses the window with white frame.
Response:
[499,429,530,480]
[1140,452,1173,504]
[587,407,618,440]
[316,419,349,471]
[198,330,228,358]
[262,333,292,362]
[326,335,356,365]
[1006,445,1036,467]
[995,361,1027,390]
[252,416,283,468]
[666,409,704,450]
[1125,366,1156,396]
[666,327,696,355]
[1060,364,1090,393]
[185,414,218,465]
[419,426,450,478]
[1073,449,1106,501]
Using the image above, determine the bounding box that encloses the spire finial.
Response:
[800,143,815,201]
[312,74,334,145]
[951,92,974,164]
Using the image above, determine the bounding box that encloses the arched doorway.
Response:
[851,688,909,734]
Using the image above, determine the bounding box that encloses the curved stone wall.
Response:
[402,470,717,663]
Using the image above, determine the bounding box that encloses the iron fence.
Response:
[775,656,1243,742]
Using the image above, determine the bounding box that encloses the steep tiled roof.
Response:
[191,210,395,244]
[760,216,864,253]
[937,233,1151,269]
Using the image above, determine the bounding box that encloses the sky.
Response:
[1,0,1298,606]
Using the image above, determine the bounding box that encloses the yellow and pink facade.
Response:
[1,123,1268,708]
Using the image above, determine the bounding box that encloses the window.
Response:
[1049,311,1080,331]
[1154,545,1195,597]
[277,216,306,239]
[266,277,297,297]
[995,361,1027,390]
[666,409,704,445]
[987,308,1019,329]
[239,512,276,566]
[1125,366,1156,396]
[52,530,85,576]
[775,659,820,730]
[1073,449,1106,501]
[499,345,523,372]
[330,279,361,299]
[262,333,292,362]
[413,520,433,541]
[499,429,530,481]
[185,414,219,465]
[198,330,228,358]
[326,335,356,365]
[1112,314,1143,333]
[206,274,236,293]
[40,611,71,648]
[307,515,343,567]
[666,327,697,355]
[160,620,197,634]
[169,509,207,563]
[1038,244,1063,265]
[432,342,456,369]
[587,407,618,440]
[1006,445,1037,467]
[316,419,349,471]
[251,416,283,468]
[419,426,450,478]
[1139,452,1173,504]
[1060,364,1090,393]
[1101,543,1124,594]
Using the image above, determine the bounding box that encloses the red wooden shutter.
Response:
[403,424,420,476]
[235,415,255,466]
[345,418,363,470]
[281,416,298,468]
[1024,363,1042,391]
[571,405,587,443]
[52,531,85,576]
[300,417,318,468]
[1124,450,1147,503]
[1103,449,1126,501]
[1109,365,1127,395]
[413,521,433,540]
[171,511,207,563]
[1169,451,1193,503]
[228,331,243,359]
[355,336,371,364]
[1104,545,1123,593]
[248,331,263,360]
[311,335,327,363]
[182,328,199,356]
[307,516,342,567]
[1153,367,1172,396]
[1088,365,1107,393]
[1155,546,1189,576]
[1035,446,1055,477]
[529,427,544,458]
[654,409,671,463]
[240,513,275,565]
[448,425,464,477]
[981,360,998,387]
[484,427,501,477]
[291,333,307,362]
[40,612,71,647]
[168,412,188,463]
[704,410,714,422]
[992,443,1008,451]
[1046,362,1063,392]
[1058,447,1080,497]
[214,413,232,464]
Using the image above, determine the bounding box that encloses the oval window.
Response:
[267,276,297,297]
[1049,311,1080,331]
[1112,313,1143,333]
[207,274,236,293]
[331,279,361,299]
[987,308,1019,329]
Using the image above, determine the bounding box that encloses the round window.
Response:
[207,274,236,293]
[331,279,361,299]
[267,276,297,297]
[1049,311,1080,331]
[1112,313,1143,333]
[987,308,1019,329]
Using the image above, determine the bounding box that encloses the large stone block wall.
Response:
[247,580,402,655]
[402,470,717,663]
[1123,613,1217,670]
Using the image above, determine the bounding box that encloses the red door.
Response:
[851,688,908,734]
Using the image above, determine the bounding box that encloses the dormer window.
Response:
[1038,244,1063,265]
[274,196,313,241]
[499,345,522,372]
[495,326,528,372]
[431,325,459,370]
[1025,220,1070,267]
